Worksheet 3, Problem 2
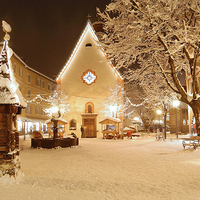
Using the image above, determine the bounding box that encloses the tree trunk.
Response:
[189,99,200,136]
[163,104,167,139]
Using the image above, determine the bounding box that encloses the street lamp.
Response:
[173,100,180,138]
[157,110,162,128]
[110,105,117,118]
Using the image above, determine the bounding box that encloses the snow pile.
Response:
[0,155,23,185]
[0,136,200,200]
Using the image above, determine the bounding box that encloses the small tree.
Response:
[44,86,69,138]
[44,86,69,118]
[101,83,124,118]
[97,0,200,135]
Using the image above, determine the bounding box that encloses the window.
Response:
[42,80,45,89]
[35,107,40,115]
[13,62,17,73]
[19,67,23,78]
[81,70,97,85]
[85,102,94,113]
[48,83,51,91]
[41,108,46,115]
[27,74,31,83]
[36,77,41,87]
[69,119,76,130]
[26,105,32,114]
[85,43,92,47]
[52,84,55,91]
[87,105,92,113]
[27,89,31,99]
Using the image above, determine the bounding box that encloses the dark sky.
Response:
[0,0,110,79]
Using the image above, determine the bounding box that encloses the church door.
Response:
[83,119,96,138]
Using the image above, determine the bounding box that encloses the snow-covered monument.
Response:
[56,20,124,138]
[0,21,26,179]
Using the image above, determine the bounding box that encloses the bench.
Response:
[182,136,200,149]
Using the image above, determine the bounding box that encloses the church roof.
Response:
[56,20,123,82]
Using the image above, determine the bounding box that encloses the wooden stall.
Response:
[99,117,121,139]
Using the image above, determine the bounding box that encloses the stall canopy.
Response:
[99,117,121,139]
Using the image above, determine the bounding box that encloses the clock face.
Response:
[81,70,97,85]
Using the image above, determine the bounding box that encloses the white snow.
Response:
[0,134,200,200]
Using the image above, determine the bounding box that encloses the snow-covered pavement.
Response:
[0,135,200,200]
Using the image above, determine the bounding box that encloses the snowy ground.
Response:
[0,134,200,200]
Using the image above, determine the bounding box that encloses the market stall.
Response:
[99,117,121,139]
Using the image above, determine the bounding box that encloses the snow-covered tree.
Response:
[101,83,124,118]
[44,86,69,119]
[97,0,200,135]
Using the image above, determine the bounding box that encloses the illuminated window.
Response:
[69,119,76,130]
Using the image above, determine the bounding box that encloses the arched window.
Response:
[88,105,92,113]
[85,43,92,47]
[85,102,94,113]
[69,119,76,130]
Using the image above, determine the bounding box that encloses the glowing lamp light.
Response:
[109,105,117,112]
[134,117,139,121]
[51,106,59,114]
[173,100,180,108]
[157,110,162,115]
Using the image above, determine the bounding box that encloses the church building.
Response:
[56,21,124,138]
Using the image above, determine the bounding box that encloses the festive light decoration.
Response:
[56,20,123,82]
[44,86,70,118]
[81,69,97,85]
[23,94,50,104]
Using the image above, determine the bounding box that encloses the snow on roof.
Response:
[0,74,26,107]
[0,42,26,107]
[99,117,121,123]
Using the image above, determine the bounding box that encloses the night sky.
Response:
[0,0,111,79]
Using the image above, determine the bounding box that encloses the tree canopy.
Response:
[97,0,200,135]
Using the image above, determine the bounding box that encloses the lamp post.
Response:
[173,100,180,138]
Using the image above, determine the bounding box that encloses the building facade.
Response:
[10,52,56,135]
[56,21,124,138]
